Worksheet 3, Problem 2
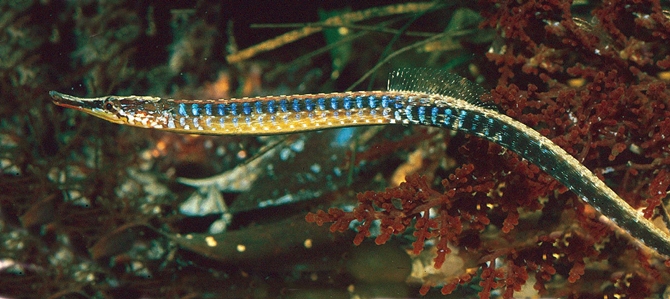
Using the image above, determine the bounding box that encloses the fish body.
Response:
[50,68,670,257]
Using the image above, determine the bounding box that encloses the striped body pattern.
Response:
[156,91,405,134]
[49,68,670,257]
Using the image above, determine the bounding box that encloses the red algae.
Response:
[307,0,670,297]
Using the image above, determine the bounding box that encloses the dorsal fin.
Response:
[387,68,497,110]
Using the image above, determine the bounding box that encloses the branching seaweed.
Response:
[308,0,670,297]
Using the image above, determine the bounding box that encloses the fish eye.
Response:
[104,98,119,111]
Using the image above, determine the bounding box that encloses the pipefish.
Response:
[49,68,670,257]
